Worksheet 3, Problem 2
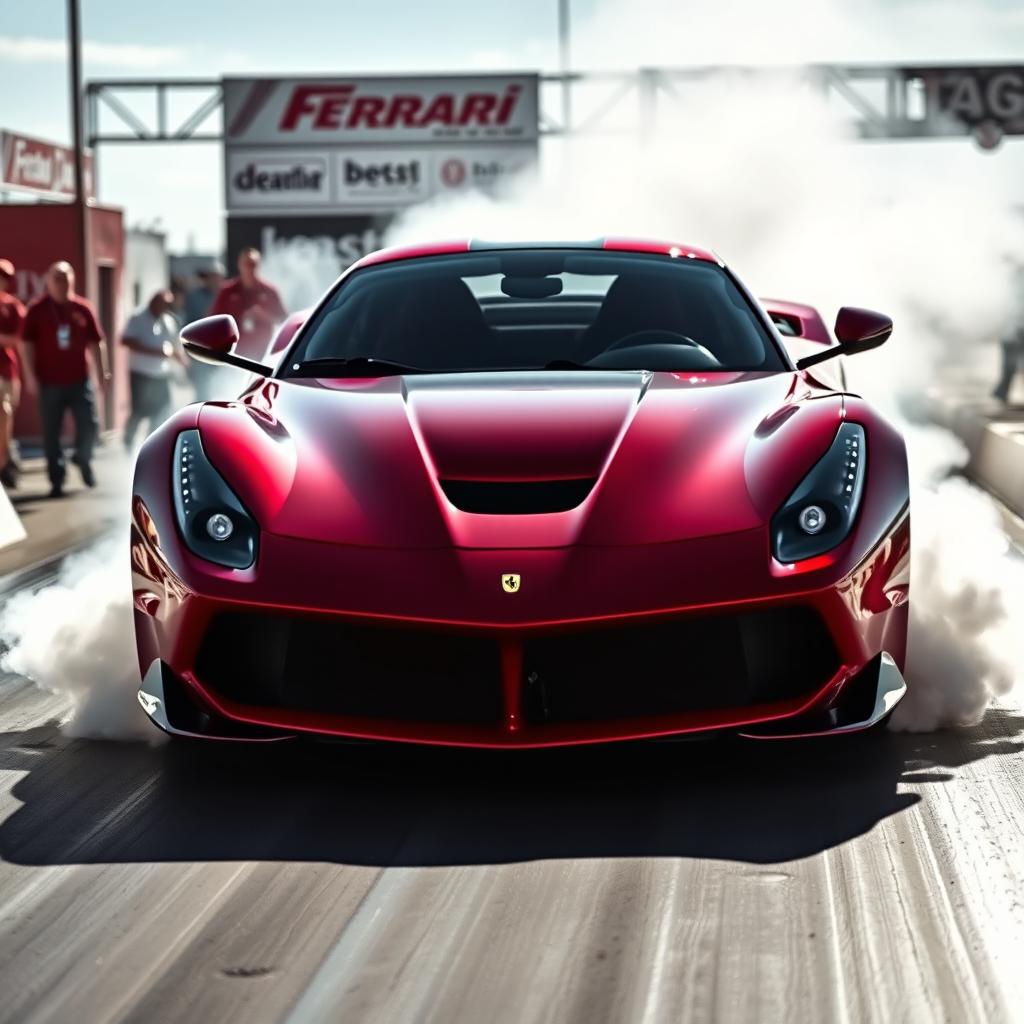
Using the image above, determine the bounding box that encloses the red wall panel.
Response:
[0,203,126,439]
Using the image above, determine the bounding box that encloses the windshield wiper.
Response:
[288,356,428,378]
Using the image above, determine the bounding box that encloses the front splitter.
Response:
[737,652,906,739]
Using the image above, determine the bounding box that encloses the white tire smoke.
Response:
[0,533,157,742]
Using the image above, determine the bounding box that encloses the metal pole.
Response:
[86,83,99,196]
[67,0,89,298]
[558,0,571,132]
[639,67,658,143]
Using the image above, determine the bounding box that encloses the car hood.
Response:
[197,370,844,549]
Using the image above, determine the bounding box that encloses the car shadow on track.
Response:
[0,710,1021,868]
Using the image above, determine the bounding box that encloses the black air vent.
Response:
[440,477,596,514]
[522,606,840,724]
[197,614,503,725]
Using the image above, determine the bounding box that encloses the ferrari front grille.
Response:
[196,614,504,725]
[440,477,596,514]
[521,606,840,724]
[193,605,839,730]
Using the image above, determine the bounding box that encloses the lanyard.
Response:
[48,298,71,329]
[49,299,73,351]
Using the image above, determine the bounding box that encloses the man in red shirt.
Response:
[21,261,111,498]
[0,259,27,488]
[209,248,287,360]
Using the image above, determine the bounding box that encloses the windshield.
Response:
[284,249,785,376]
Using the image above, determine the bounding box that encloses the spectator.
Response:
[994,307,1024,406]
[169,275,188,321]
[210,248,286,360]
[122,289,186,452]
[993,263,1024,404]
[993,333,1023,404]
[20,261,110,498]
[184,261,225,325]
[0,259,28,488]
[183,261,225,401]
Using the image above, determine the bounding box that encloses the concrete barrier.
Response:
[967,422,1024,518]
[0,488,26,552]
[921,387,1024,521]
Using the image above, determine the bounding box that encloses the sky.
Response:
[3,0,1024,252]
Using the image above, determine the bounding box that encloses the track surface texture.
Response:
[0,611,1022,1022]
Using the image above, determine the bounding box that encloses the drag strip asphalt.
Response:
[0,568,1022,1023]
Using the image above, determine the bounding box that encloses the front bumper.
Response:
[138,650,906,745]
[132,508,910,747]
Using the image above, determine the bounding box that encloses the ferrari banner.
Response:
[223,75,538,146]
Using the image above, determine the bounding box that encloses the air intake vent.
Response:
[440,477,596,514]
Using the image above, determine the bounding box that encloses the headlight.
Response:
[771,422,865,563]
[173,429,258,569]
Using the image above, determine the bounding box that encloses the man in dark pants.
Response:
[20,262,110,498]
[0,259,28,488]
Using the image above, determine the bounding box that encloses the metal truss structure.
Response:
[86,78,223,146]
[86,63,1023,148]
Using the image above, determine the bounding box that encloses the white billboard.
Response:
[224,74,539,146]
[223,74,539,237]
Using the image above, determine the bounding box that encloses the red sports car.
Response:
[131,239,909,746]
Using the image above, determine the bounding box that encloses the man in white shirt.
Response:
[122,289,186,451]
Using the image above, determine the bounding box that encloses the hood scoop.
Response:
[404,373,645,484]
[440,477,597,515]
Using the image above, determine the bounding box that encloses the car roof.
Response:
[353,237,723,270]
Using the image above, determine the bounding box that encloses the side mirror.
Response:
[181,315,272,376]
[181,314,238,355]
[796,307,892,370]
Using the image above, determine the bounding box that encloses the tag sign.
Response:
[939,69,1024,122]
[57,324,71,351]
[915,67,1024,146]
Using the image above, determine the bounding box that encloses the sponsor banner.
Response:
[225,145,537,212]
[337,149,431,206]
[224,74,539,145]
[0,130,95,199]
[336,145,536,208]
[432,145,537,194]
[227,150,331,208]
[226,213,392,279]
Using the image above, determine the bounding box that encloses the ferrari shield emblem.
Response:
[502,573,521,593]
